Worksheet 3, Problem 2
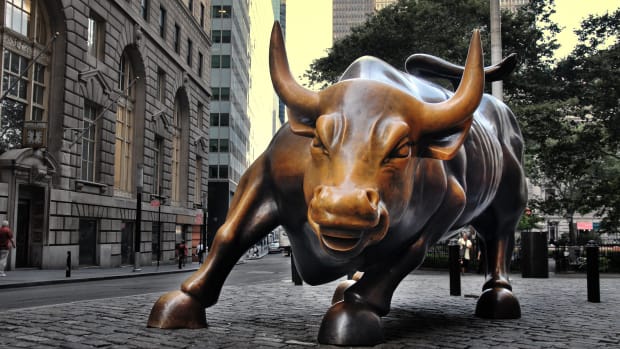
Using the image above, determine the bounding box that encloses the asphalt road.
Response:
[0,253,294,310]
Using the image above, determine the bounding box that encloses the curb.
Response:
[0,267,199,290]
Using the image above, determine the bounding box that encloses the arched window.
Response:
[114,51,135,193]
[1,0,51,151]
[171,94,182,202]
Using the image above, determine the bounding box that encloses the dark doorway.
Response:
[16,199,30,267]
[79,219,97,265]
[152,222,161,262]
[121,221,134,265]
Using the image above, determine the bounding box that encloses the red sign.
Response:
[150,200,160,207]
[577,221,593,230]
[195,213,204,225]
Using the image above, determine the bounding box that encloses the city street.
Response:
[0,254,619,348]
[0,254,292,310]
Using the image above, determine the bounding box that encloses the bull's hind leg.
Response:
[147,156,279,328]
[472,148,526,319]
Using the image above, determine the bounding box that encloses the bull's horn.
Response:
[269,21,320,131]
[418,30,484,134]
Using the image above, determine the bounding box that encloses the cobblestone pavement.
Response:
[0,271,618,348]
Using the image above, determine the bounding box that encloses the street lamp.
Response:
[202,192,207,260]
[151,186,166,268]
[133,164,144,272]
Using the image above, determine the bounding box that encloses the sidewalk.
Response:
[0,262,200,289]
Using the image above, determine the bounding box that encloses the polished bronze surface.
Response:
[148,22,526,346]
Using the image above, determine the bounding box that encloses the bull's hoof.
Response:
[475,287,521,319]
[147,290,207,329]
[318,301,384,346]
[331,279,356,304]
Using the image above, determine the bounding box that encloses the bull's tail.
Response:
[405,53,517,90]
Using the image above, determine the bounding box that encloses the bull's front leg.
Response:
[147,157,279,329]
[318,178,465,346]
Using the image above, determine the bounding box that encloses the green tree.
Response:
[542,10,620,233]
[305,0,558,90]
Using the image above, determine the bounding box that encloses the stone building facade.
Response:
[0,0,211,269]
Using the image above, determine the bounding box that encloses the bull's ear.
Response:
[287,107,316,137]
[418,118,473,160]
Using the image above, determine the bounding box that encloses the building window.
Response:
[188,0,194,13]
[211,55,231,69]
[195,156,202,205]
[219,165,228,179]
[5,0,30,36]
[209,165,217,179]
[171,95,182,202]
[0,0,50,152]
[187,39,193,66]
[200,3,205,27]
[212,30,231,43]
[174,23,180,53]
[159,6,167,38]
[1,51,49,151]
[156,68,166,103]
[154,136,163,195]
[197,52,203,77]
[87,12,105,60]
[197,102,204,129]
[114,52,135,193]
[140,0,149,21]
[219,139,229,152]
[212,5,231,18]
[209,139,218,152]
[219,113,229,126]
[212,87,229,101]
[81,102,99,182]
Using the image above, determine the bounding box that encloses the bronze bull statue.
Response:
[148,22,526,346]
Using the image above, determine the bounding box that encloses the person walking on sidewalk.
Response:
[177,240,187,269]
[0,220,16,277]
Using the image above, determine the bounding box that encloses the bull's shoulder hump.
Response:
[339,56,448,101]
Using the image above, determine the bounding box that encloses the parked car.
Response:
[268,241,281,254]
[279,229,291,256]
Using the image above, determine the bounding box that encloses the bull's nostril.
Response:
[365,188,380,207]
[314,185,325,198]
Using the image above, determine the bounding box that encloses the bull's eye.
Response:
[385,142,412,162]
[312,135,329,155]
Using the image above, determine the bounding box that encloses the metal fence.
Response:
[422,242,620,273]
[551,244,620,273]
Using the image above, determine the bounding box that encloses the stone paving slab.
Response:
[0,272,618,348]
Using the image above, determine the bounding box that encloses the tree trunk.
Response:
[490,0,502,100]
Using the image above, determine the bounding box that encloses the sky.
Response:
[285,0,333,87]
[551,0,618,59]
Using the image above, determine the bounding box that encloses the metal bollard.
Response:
[66,251,71,278]
[290,251,302,285]
[448,239,461,296]
[586,240,600,303]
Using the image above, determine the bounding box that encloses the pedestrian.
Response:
[177,240,187,269]
[458,231,472,274]
[0,220,16,277]
[197,243,205,264]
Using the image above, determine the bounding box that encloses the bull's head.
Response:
[269,22,483,257]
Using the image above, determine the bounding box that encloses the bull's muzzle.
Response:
[308,185,389,253]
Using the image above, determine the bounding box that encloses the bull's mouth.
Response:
[320,228,363,251]
[308,210,389,255]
